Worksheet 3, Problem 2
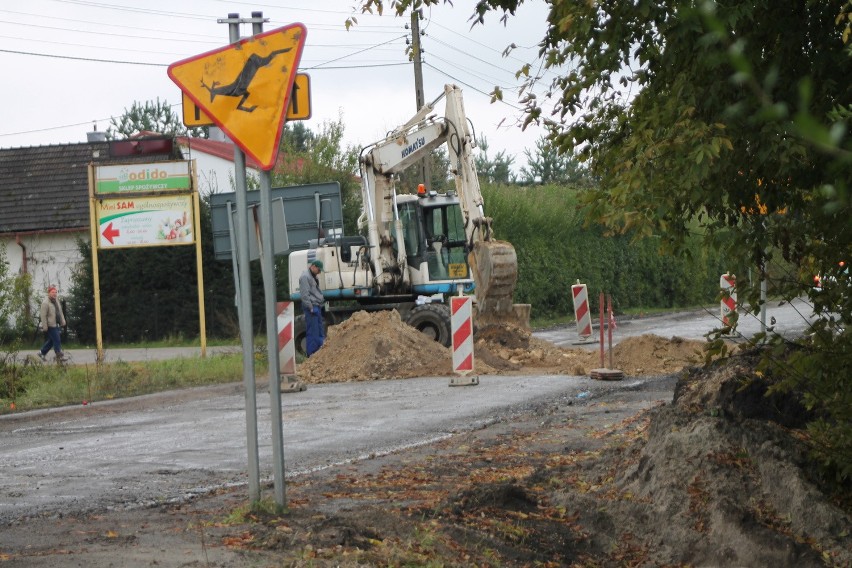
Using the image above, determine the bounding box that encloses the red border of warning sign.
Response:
[167,23,307,170]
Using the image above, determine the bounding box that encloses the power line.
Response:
[429,19,541,63]
[48,0,215,22]
[0,8,223,40]
[310,33,406,68]
[0,117,112,138]
[0,13,407,50]
[303,61,410,70]
[42,0,404,31]
[0,46,414,71]
[209,0,353,17]
[0,34,187,56]
[424,61,521,111]
[0,47,167,66]
[428,34,520,78]
[0,18,222,45]
[426,52,517,91]
[426,18,560,85]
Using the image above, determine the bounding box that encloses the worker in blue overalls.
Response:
[299,260,325,356]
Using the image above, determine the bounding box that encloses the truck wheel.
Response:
[405,303,452,347]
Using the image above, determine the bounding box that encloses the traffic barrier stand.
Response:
[277,302,306,392]
[590,292,624,381]
[719,273,737,330]
[449,296,479,386]
[571,281,598,345]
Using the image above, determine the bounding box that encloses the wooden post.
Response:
[607,294,614,369]
[599,291,605,368]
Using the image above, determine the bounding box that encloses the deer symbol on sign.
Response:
[200,48,292,112]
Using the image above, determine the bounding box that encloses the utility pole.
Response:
[410,9,431,191]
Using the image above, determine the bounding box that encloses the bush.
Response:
[483,183,728,318]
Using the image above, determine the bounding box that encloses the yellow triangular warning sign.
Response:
[168,23,307,170]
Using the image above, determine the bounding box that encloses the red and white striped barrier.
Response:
[449,296,478,386]
[276,301,296,376]
[720,273,737,327]
[572,282,593,339]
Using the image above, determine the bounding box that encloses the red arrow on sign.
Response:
[102,222,120,245]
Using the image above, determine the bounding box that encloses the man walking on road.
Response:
[300,260,325,357]
[38,285,67,362]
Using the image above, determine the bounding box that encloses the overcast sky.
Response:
[0,0,558,172]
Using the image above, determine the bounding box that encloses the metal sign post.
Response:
[223,12,261,505]
[251,12,288,509]
[172,10,306,510]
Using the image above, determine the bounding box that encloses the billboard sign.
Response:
[95,161,191,194]
[96,195,195,249]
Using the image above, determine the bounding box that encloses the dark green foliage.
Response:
[395,147,454,194]
[273,118,360,235]
[0,259,35,342]
[519,136,595,187]
[0,342,27,400]
[107,98,206,140]
[67,197,241,344]
[483,184,726,319]
[71,241,201,343]
[475,137,516,184]
[454,0,851,482]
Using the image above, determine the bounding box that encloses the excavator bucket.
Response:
[468,240,530,329]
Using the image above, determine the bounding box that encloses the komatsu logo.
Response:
[401,136,426,159]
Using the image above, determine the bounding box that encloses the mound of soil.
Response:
[558,359,851,567]
[299,311,708,383]
[298,310,455,382]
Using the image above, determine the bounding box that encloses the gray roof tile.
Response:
[0,141,182,235]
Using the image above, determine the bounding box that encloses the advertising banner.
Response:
[96,194,194,249]
[95,161,191,194]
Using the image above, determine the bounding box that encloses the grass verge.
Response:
[1,351,265,415]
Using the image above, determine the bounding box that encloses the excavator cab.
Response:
[421,195,468,281]
[397,191,475,295]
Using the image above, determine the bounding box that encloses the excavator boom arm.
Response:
[358,84,528,328]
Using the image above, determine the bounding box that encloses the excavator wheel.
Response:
[294,313,331,356]
[294,315,308,356]
[405,303,452,347]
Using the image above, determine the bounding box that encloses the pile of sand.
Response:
[298,310,454,383]
[298,310,708,383]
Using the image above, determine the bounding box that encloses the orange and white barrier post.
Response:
[449,296,479,386]
[720,273,737,328]
[276,302,304,392]
[571,282,594,341]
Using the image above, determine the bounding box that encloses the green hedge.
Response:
[483,183,729,318]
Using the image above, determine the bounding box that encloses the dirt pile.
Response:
[474,323,706,376]
[299,311,708,383]
[298,310,454,382]
[541,358,852,567]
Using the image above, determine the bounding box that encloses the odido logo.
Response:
[119,167,169,182]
